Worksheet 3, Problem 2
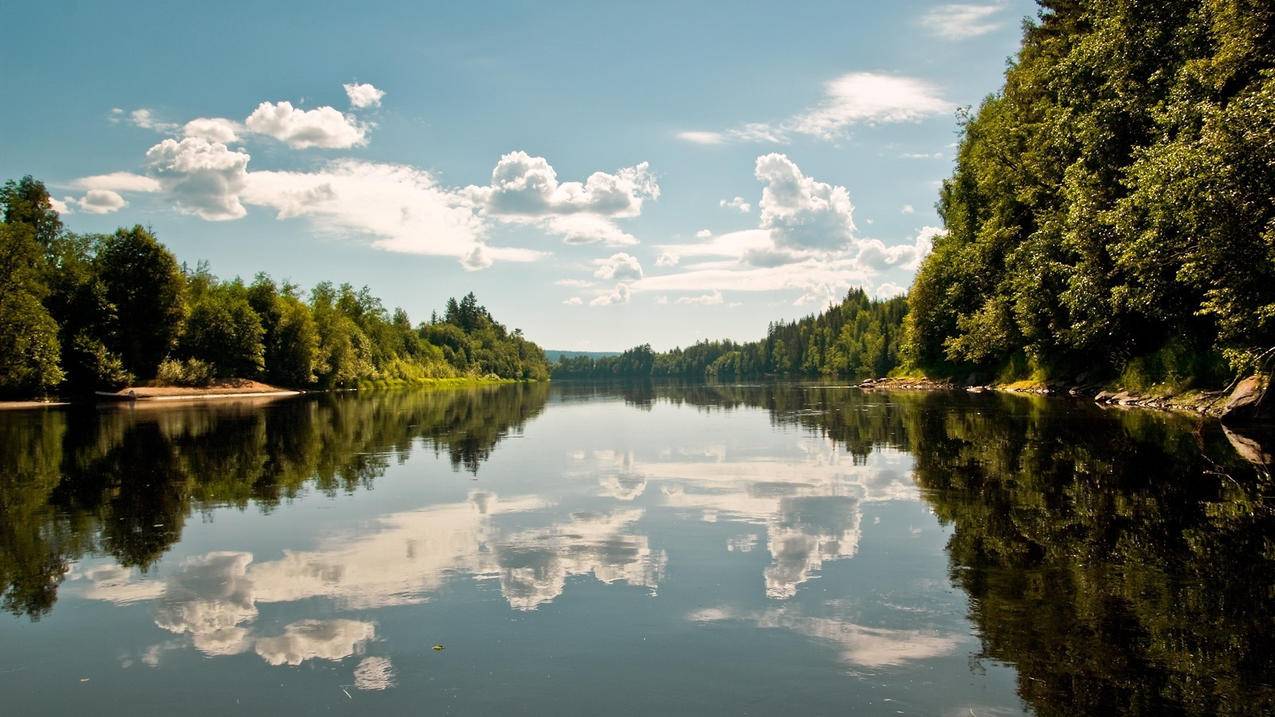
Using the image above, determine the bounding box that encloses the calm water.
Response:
[0,383,1271,715]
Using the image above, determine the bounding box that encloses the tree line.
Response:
[0,176,549,398]
[552,289,908,380]
[902,0,1274,389]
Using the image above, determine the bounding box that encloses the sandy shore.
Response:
[96,380,300,401]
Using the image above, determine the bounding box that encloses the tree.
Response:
[0,196,63,396]
[179,281,265,378]
[94,226,187,378]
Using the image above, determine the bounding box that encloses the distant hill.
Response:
[543,349,620,363]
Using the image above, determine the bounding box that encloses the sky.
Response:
[0,0,1035,351]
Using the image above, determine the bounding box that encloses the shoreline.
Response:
[0,376,541,411]
[857,375,1269,424]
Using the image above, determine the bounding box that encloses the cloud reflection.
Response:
[573,440,912,598]
[690,606,960,668]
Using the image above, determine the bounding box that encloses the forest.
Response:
[902,0,1275,389]
[552,289,908,380]
[0,176,549,398]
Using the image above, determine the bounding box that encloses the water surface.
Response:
[1,383,1271,715]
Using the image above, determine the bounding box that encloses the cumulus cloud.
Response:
[855,226,940,271]
[590,283,632,306]
[719,196,751,213]
[343,82,385,109]
[636,156,935,306]
[464,151,658,246]
[920,2,1007,40]
[563,296,583,305]
[245,101,368,149]
[75,189,128,214]
[756,153,856,250]
[901,204,915,214]
[145,137,251,220]
[243,159,539,267]
[183,117,242,143]
[473,151,657,218]
[593,252,643,281]
[875,282,907,298]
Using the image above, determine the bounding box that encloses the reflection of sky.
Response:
[574,438,916,599]
[50,396,979,706]
[689,606,961,669]
[71,489,667,673]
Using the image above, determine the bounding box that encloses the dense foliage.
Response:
[0,176,549,397]
[553,289,907,380]
[904,0,1275,386]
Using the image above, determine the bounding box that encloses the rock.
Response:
[1220,375,1271,424]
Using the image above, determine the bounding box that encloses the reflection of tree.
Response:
[0,382,549,619]
[905,398,1275,716]
[649,382,1274,713]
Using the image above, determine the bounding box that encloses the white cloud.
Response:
[563,296,583,305]
[593,252,643,281]
[676,131,726,145]
[543,214,639,246]
[682,72,952,145]
[473,151,657,218]
[756,153,856,250]
[675,290,724,306]
[245,101,368,149]
[49,196,72,214]
[901,204,915,214]
[590,283,632,306]
[244,159,539,267]
[855,226,940,271]
[920,2,1007,40]
[655,252,679,267]
[183,117,242,144]
[127,108,179,133]
[695,229,712,239]
[344,82,385,109]
[76,189,128,214]
[466,151,658,246]
[788,73,953,140]
[874,281,907,298]
[145,137,251,220]
[719,196,751,213]
[72,171,162,193]
[555,278,595,288]
[900,152,943,159]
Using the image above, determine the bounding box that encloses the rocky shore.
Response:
[857,374,1271,425]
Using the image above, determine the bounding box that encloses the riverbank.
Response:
[858,374,1269,424]
[0,375,539,411]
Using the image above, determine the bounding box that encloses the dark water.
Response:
[0,382,1271,715]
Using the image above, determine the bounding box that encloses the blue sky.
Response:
[1,0,1034,351]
